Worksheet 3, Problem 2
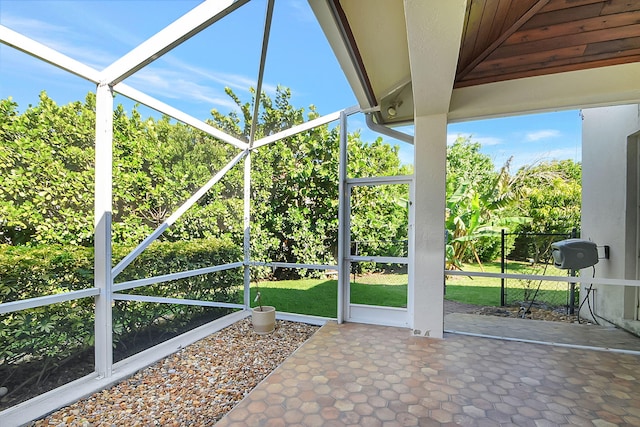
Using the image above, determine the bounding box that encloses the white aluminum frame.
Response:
[1,0,390,423]
[343,175,414,327]
[114,83,249,150]
[445,269,640,287]
[253,105,360,149]
[0,25,101,83]
[111,151,247,278]
[250,261,338,270]
[112,294,243,310]
[113,262,244,292]
[0,289,100,315]
[94,82,115,378]
[337,111,349,323]
[100,0,250,85]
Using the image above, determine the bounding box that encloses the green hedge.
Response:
[0,238,243,396]
[112,238,243,359]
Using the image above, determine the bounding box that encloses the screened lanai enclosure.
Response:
[4,0,640,425]
[0,0,416,422]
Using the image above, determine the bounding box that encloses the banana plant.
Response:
[445,160,530,270]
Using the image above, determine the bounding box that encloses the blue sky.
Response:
[0,0,582,171]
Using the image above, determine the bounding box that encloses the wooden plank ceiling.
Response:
[455,0,640,88]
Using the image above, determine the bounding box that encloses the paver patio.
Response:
[215,316,640,426]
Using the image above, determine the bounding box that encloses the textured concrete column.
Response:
[411,113,447,338]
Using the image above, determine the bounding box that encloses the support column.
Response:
[337,111,348,323]
[411,113,447,338]
[243,151,251,308]
[94,83,114,377]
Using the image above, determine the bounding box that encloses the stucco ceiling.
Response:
[309,0,640,124]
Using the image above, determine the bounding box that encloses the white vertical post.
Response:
[337,111,349,323]
[407,179,416,329]
[244,0,274,308]
[243,151,251,308]
[412,113,447,338]
[94,83,114,377]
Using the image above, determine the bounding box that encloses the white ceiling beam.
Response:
[101,0,250,85]
[114,82,249,150]
[0,25,101,83]
[404,0,467,117]
[448,62,640,122]
[252,105,359,149]
[248,0,275,146]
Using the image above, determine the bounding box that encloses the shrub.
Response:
[0,238,242,405]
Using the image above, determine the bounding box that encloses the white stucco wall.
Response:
[582,104,640,334]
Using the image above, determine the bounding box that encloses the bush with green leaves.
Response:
[1,89,410,279]
[0,238,242,400]
[112,238,243,355]
[0,93,242,248]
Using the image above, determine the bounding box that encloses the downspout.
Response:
[365,113,414,145]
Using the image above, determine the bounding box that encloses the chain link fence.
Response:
[501,230,578,313]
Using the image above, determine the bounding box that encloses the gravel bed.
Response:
[32,319,319,427]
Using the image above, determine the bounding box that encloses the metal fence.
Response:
[501,230,578,313]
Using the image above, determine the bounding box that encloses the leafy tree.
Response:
[0,92,241,248]
[445,137,529,269]
[111,104,242,246]
[446,137,496,196]
[513,159,581,233]
[0,93,95,246]
[209,87,411,276]
[510,159,581,261]
[1,88,411,278]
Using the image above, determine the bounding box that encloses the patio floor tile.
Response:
[215,318,640,426]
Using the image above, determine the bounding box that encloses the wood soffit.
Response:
[455,0,640,88]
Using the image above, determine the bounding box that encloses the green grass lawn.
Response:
[241,278,338,318]
[237,261,572,318]
[238,274,408,318]
[446,261,573,307]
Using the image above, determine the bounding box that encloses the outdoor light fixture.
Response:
[387,99,402,117]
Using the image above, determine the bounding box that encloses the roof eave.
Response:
[308,0,378,113]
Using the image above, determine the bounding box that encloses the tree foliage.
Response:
[0,94,95,245]
[208,87,411,275]
[513,159,581,233]
[0,92,243,248]
[445,137,581,268]
[509,159,581,261]
[1,88,410,278]
[1,90,581,273]
[445,137,529,268]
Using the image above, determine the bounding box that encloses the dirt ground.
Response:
[445,299,579,323]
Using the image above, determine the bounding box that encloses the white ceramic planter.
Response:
[251,306,276,335]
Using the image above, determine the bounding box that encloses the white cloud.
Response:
[1,14,71,39]
[127,68,241,111]
[525,129,561,142]
[155,55,278,95]
[1,13,116,69]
